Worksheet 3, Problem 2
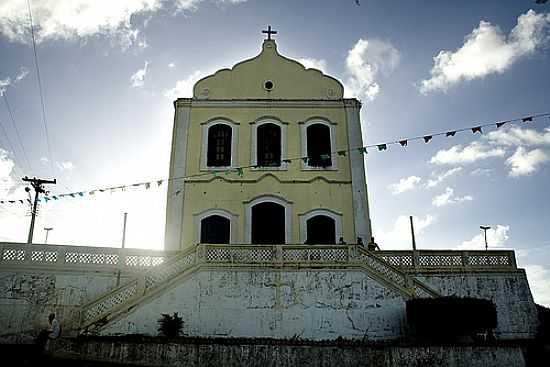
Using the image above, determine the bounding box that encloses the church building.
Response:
[164,32,372,250]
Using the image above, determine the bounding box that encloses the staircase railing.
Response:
[80,247,197,331]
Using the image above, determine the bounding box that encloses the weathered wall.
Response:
[50,338,526,367]
[419,272,539,339]
[100,269,538,341]
[0,269,129,339]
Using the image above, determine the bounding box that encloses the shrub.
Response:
[157,312,184,338]
[406,297,497,341]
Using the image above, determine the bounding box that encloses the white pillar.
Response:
[164,100,191,251]
[344,99,373,243]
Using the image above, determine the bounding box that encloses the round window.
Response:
[263,80,274,91]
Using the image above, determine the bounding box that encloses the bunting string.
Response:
[1,112,549,205]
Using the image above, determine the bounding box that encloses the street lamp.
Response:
[480,226,491,251]
[44,227,53,244]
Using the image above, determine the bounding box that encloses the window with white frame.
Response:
[201,119,238,170]
[250,118,288,170]
[300,119,337,170]
[299,209,342,244]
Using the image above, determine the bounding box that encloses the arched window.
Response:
[306,124,331,167]
[305,215,336,244]
[200,215,230,244]
[207,124,232,167]
[251,202,285,244]
[257,123,281,167]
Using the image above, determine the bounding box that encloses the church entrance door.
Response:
[251,202,285,244]
[305,215,336,244]
[200,215,230,244]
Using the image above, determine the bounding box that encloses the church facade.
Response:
[164,38,372,250]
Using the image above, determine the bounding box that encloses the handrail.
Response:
[0,242,175,272]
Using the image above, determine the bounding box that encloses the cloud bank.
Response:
[420,10,550,93]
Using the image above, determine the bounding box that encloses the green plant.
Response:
[157,312,184,338]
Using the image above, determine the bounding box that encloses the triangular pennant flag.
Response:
[377,144,387,151]
[0,201,4,204]
[145,182,151,189]
[302,157,309,164]
[99,189,105,192]
[357,147,368,154]
[52,196,58,200]
[44,197,50,202]
[496,121,507,128]
[445,131,456,137]
[69,193,75,198]
[337,150,347,156]
[19,200,23,204]
[157,180,163,187]
[522,116,533,123]
[89,191,95,195]
[472,126,482,134]
[27,199,32,204]
[175,190,181,196]
[399,140,408,147]
[423,136,432,143]
[9,200,15,203]
[78,192,84,197]
[132,183,141,187]
[282,159,291,164]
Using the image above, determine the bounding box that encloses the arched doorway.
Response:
[200,215,230,244]
[305,215,336,244]
[251,202,285,244]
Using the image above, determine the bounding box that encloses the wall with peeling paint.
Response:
[0,268,539,341]
[0,270,131,339]
[100,269,538,341]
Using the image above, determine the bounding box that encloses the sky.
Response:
[0,0,549,306]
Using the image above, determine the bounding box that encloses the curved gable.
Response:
[193,40,344,100]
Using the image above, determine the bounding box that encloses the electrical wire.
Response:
[26,0,55,176]
[2,93,32,173]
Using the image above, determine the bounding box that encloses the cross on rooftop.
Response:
[262,25,277,40]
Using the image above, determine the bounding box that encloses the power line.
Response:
[0,118,26,178]
[26,0,55,176]
[2,92,32,173]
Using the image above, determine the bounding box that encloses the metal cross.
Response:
[262,25,277,40]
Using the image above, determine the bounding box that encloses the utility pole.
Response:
[410,216,417,268]
[22,176,56,244]
[44,227,53,244]
[116,212,128,287]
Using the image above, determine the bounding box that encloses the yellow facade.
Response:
[165,39,372,250]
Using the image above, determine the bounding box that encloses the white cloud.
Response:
[344,38,400,101]
[130,61,149,88]
[420,10,550,93]
[426,167,462,188]
[430,141,505,165]
[486,126,550,146]
[0,1,244,47]
[56,161,75,172]
[432,187,473,207]
[0,67,30,95]
[458,224,510,250]
[163,70,204,99]
[389,176,422,195]
[375,214,436,250]
[505,146,550,177]
[525,264,550,307]
[168,62,176,68]
[296,58,328,73]
[470,167,492,176]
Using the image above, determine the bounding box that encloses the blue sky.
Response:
[0,0,549,305]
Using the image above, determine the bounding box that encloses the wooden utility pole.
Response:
[22,176,56,244]
[410,216,417,268]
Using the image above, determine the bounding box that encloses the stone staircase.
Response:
[78,244,440,333]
